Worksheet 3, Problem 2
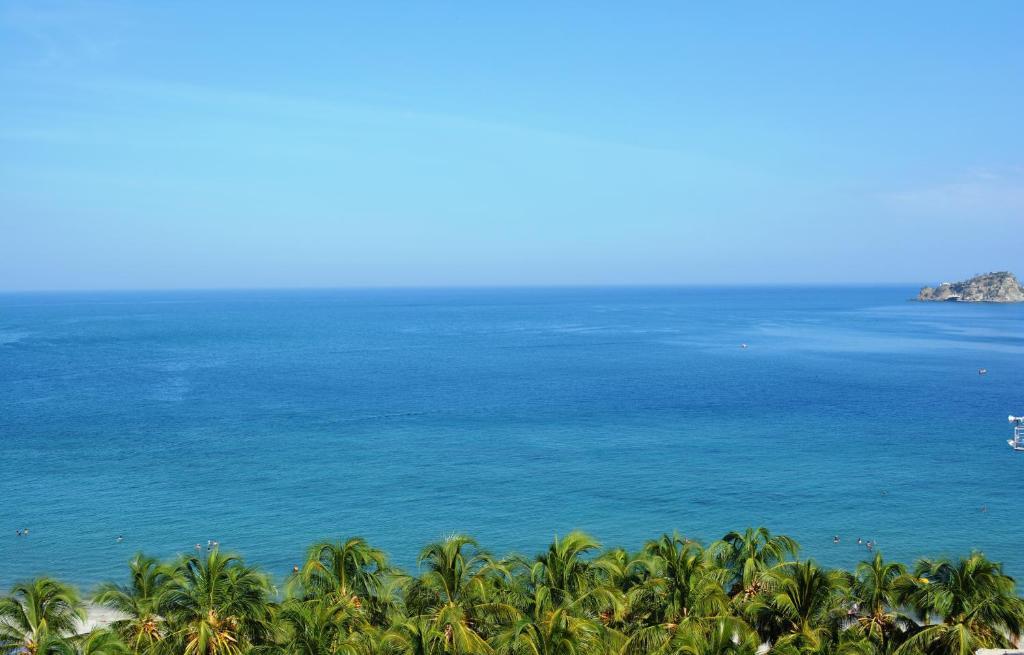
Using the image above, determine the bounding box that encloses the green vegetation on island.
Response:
[2,529,1022,655]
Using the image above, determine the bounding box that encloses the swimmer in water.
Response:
[116,535,123,543]
[833,535,840,544]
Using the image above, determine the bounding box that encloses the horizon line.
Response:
[0,281,929,295]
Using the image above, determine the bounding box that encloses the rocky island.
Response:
[918,271,1024,302]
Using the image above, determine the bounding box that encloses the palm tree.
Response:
[620,535,730,655]
[530,533,603,609]
[93,554,171,653]
[672,617,760,655]
[712,528,799,597]
[845,553,910,652]
[298,538,390,603]
[893,559,942,629]
[384,616,442,655]
[409,535,518,654]
[895,554,1024,655]
[527,532,625,629]
[158,549,274,655]
[645,534,730,625]
[590,546,652,633]
[362,573,412,630]
[74,629,128,655]
[745,560,846,651]
[492,606,603,655]
[0,577,85,655]
[349,625,399,655]
[274,596,367,655]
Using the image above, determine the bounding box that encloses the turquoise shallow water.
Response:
[1,286,1022,589]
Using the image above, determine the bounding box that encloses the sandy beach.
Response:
[76,604,126,635]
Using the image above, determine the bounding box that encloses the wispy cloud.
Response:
[885,168,1024,216]
[2,73,755,185]
[1,0,127,67]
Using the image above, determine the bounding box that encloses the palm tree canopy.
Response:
[713,527,799,595]
[895,553,1024,655]
[157,549,274,655]
[4,532,1022,655]
[93,554,170,652]
[299,537,390,601]
[0,577,84,655]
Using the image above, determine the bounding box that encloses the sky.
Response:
[1,1,1022,290]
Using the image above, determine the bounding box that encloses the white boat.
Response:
[1008,416,1024,451]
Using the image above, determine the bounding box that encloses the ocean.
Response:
[1,286,1022,590]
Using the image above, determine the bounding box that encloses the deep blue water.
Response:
[1,286,1023,590]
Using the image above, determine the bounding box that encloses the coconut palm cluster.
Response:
[2,528,1021,655]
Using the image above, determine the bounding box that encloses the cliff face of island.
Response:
[918,271,1024,302]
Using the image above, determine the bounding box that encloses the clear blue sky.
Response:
[2,2,1022,290]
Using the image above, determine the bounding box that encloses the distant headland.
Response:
[918,271,1024,302]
